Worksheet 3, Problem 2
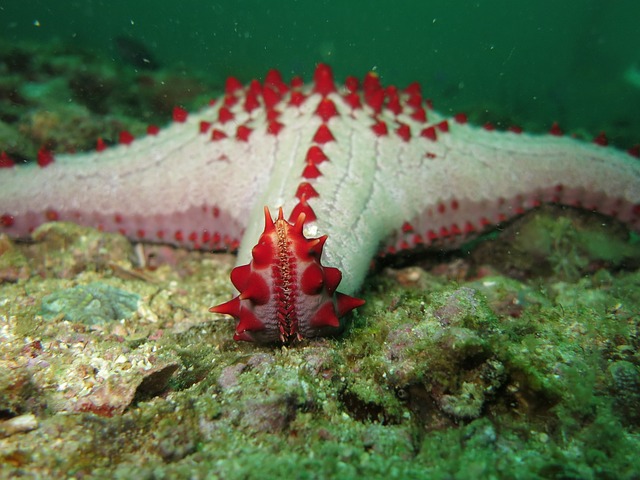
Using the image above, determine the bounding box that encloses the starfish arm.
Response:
[0,104,277,249]
[306,111,640,294]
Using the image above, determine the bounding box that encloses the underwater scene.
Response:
[1,1,639,478]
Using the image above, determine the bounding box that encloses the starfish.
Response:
[1,64,639,343]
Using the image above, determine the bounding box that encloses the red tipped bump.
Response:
[251,237,275,268]
[323,266,342,295]
[593,132,608,146]
[1,214,15,227]
[310,302,341,329]
[302,163,322,179]
[302,145,329,176]
[343,92,362,110]
[295,182,319,200]
[289,199,316,223]
[266,108,280,122]
[37,147,54,167]
[385,86,402,115]
[263,206,277,233]
[119,131,135,145]
[628,145,640,158]
[247,79,261,97]
[306,146,328,166]
[336,292,366,317]
[365,88,385,113]
[436,120,449,133]
[316,98,338,122]
[549,122,563,136]
[244,89,260,112]
[313,63,336,96]
[223,94,238,108]
[404,82,422,97]
[454,113,468,124]
[218,106,234,124]
[301,263,324,295]
[464,221,476,234]
[395,123,411,142]
[211,129,227,141]
[363,71,382,95]
[96,138,107,152]
[45,209,59,221]
[147,125,160,135]
[411,107,427,122]
[290,76,304,89]
[313,124,335,144]
[209,296,241,317]
[0,152,15,168]
[199,121,211,134]
[239,273,270,305]
[268,120,284,136]
[289,90,307,107]
[291,209,306,233]
[265,69,288,95]
[345,76,359,92]
[307,235,327,257]
[225,76,243,95]
[236,125,253,141]
[172,106,188,123]
[262,85,281,109]
[371,120,388,137]
[420,126,437,141]
[235,311,269,341]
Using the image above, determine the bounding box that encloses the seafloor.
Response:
[1,40,640,479]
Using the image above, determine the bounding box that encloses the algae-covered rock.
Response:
[608,360,640,423]
[0,234,30,283]
[1,212,639,478]
[40,282,140,324]
[30,221,135,278]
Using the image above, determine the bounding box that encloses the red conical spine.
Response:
[210,206,364,343]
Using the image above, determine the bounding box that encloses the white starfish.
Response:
[1,64,638,342]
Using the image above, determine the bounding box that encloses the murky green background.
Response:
[3,0,639,141]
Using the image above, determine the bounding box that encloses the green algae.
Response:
[471,206,640,282]
[40,282,141,324]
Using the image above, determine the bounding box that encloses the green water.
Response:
[1,3,640,478]
[3,0,639,143]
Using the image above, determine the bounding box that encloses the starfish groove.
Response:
[1,64,639,343]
